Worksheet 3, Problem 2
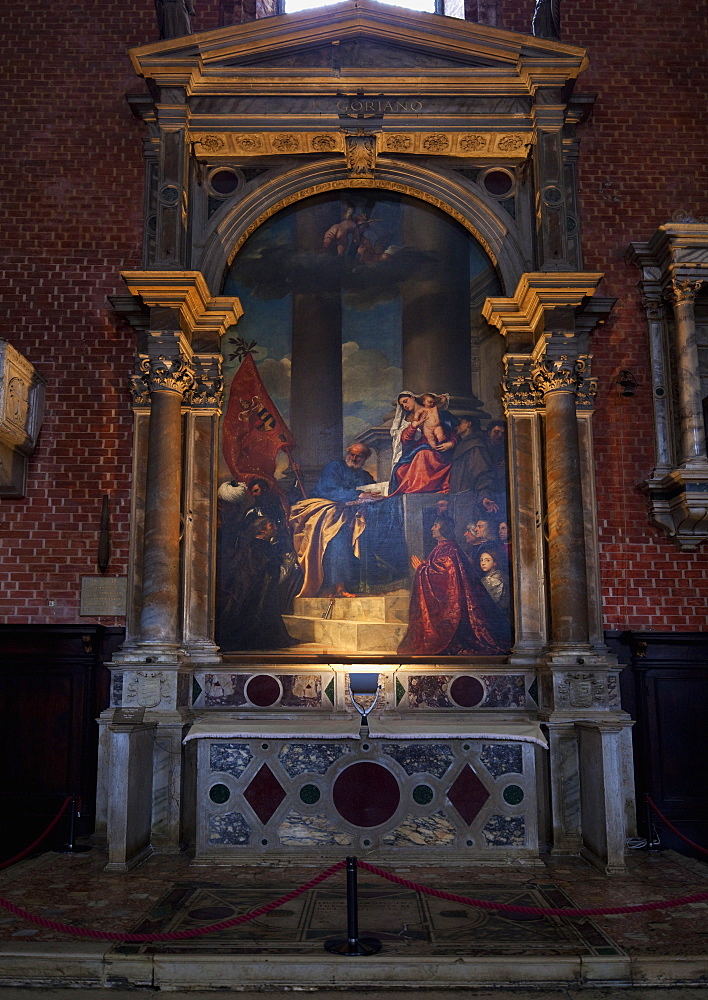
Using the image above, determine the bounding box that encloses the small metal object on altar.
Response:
[347,672,381,737]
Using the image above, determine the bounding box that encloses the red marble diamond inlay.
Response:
[446,764,490,825]
[244,764,286,824]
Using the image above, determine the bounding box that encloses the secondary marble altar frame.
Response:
[100,0,635,875]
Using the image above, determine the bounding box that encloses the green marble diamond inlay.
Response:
[324,678,335,704]
[192,676,203,704]
[299,784,321,804]
[503,784,524,806]
[395,677,406,705]
[209,783,231,804]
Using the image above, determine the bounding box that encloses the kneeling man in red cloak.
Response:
[398,514,510,657]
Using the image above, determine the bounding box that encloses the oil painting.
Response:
[215,189,511,656]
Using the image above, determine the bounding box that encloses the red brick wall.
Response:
[558,0,708,630]
[1,0,706,630]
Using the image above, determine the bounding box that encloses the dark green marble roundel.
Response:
[209,783,231,804]
[412,784,434,805]
[503,784,524,805]
[300,783,321,804]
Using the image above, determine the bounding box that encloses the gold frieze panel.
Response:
[192,132,344,157]
[191,131,533,160]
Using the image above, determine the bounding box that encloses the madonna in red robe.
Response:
[398,523,510,657]
[389,423,457,495]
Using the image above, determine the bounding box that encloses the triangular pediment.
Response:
[129,0,588,94]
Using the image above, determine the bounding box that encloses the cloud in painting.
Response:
[342,341,401,409]
[343,415,370,444]
[258,356,291,400]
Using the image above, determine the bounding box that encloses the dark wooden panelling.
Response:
[0,625,124,856]
[607,631,708,858]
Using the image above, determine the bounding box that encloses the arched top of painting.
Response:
[220,186,504,348]
[223,179,500,276]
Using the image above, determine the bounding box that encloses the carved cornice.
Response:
[129,2,589,98]
[641,468,708,551]
[120,271,243,346]
[482,272,604,350]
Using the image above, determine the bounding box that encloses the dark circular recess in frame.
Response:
[246,674,281,707]
[450,675,485,708]
[210,169,240,195]
[503,784,524,805]
[483,169,514,196]
[413,784,434,805]
[209,783,231,804]
[300,784,321,804]
[333,762,400,827]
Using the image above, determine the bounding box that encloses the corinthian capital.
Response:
[669,278,704,305]
[641,291,664,321]
[191,357,224,409]
[531,356,583,395]
[502,357,541,411]
[140,354,195,396]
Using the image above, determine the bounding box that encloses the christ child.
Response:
[411,392,448,447]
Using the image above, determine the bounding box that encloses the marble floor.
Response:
[0,844,706,991]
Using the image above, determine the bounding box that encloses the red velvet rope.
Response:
[356,860,708,917]
[0,860,346,942]
[647,796,708,858]
[0,796,73,872]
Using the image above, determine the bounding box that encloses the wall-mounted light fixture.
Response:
[617,370,638,397]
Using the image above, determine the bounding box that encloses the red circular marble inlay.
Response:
[450,675,485,708]
[245,674,281,707]
[332,762,400,828]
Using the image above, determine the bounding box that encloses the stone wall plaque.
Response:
[80,576,128,616]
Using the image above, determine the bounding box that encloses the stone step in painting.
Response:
[293,593,409,623]
[282,614,408,653]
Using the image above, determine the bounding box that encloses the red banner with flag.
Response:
[222,353,295,484]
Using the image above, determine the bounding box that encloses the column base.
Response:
[112,643,186,665]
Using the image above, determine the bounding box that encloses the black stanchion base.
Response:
[54,844,92,855]
[324,937,382,956]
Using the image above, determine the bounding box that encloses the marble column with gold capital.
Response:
[669,278,707,468]
[140,351,194,655]
[532,356,589,648]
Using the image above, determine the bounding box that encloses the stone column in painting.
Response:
[400,201,473,406]
[670,278,707,468]
[290,198,343,490]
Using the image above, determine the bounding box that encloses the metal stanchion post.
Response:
[56,796,91,855]
[645,794,661,851]
[324,856,382,956]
